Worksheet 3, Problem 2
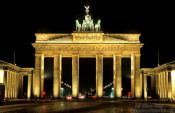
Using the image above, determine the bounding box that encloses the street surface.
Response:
[0,100,175,113]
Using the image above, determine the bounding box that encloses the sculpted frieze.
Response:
[34,44,142,52]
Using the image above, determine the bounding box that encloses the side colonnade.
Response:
[3,69,33,99]
[142,66,175,100]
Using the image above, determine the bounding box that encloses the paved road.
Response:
[0,100,175,113]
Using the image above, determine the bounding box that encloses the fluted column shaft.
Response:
[168,71,172,98]
[131,54,135,98]
[27,74,32,99]
[33,54,44,98]
[144,74,147,99]
[6,71,9,98]
[159,72,162,98]
[12,72,14,98]
[53,54,62,98]
[131,53,141,98]
[113,54,121,98]
[96,54,103,98]
[72,54,79,98]
[165,71,168,99]
[9,71,12,98]
[155,73,158,97]
[4,71,7,98]
[16,74,19,98]
[160,72,163,99]
[14,72,17,98]
[157,73,160,97]
[163,72,165,98]
[171,70,175,99]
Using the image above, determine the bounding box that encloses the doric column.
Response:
[17,74,20,98]
[163,72,166,99]
[159,72,162,99]
[20,75,23,98]
[131,53,141,98]
[53,54,62,98]
[11,72,14,98]
[27,74,32,99]
[165,71,168,99]
[160,72,163,99]
[144,74,147,99]
[10,71,13,99]
[131,54,135,98]
[41,55,44,98]
[72,54,79,98]
[155,73,158,98]
[163,72,165,99]
[16,73,19,98]
[157,73,160,97]
[33,54,44,98]
[140,72,143,99]
[163,71,166,99]
[9,71,12,98]
[8,71,10,98]
[4,71,7,98]
[3,70,7,99]
[6,71,9,98]
[171,70,175,99]
[13,72,15,98]
[159,72,162,98]
[96,54,103,98]
[168,71,172,99]
[14,72,17,98]
[113,54,121,98]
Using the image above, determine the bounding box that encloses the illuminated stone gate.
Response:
[32,5,143,99]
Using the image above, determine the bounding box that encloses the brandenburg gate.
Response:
[32,5,143,99]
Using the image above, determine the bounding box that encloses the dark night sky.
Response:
[0,0,175,68]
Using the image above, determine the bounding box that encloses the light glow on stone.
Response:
[0,69,4,83]
[171,70,175,99]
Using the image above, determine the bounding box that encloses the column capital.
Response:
[96,53,103,56]
[72,53,80,56]
[53,53,61,57]
[143,74,147,77]
[131,53,141,57]
[28,74,32,76]
[114,53,122,56]
[35,53,43,56]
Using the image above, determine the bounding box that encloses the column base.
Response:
[52,97,61,99]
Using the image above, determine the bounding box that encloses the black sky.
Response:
[0,0,175,68]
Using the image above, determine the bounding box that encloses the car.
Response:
[78,95,85,99]
[66,95,72,100]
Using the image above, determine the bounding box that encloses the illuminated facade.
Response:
[32,33,143,98]
[0,60,33,99]
[32,4,143,99]
[141,61,175,100]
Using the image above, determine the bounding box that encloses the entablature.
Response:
[33,43,142,57]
